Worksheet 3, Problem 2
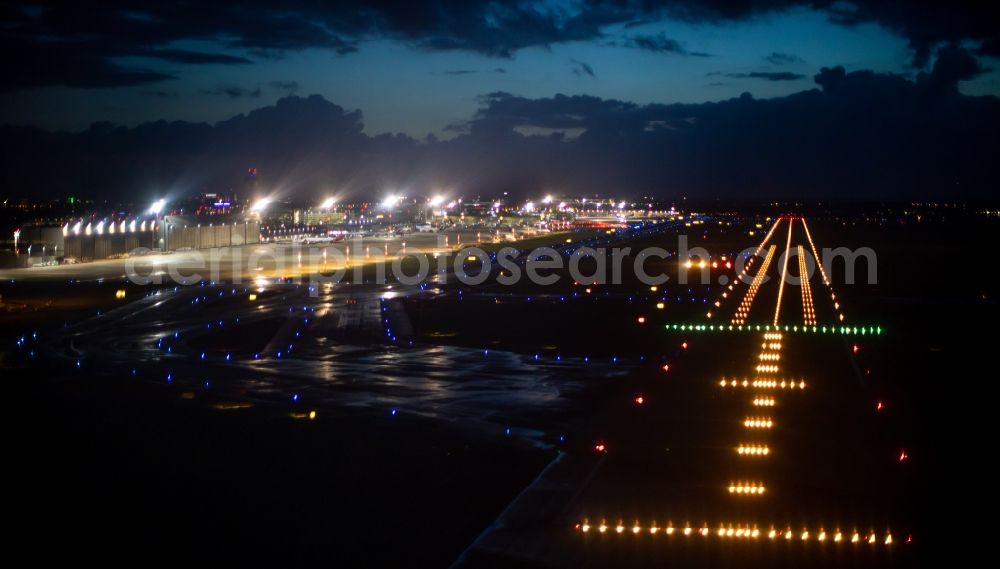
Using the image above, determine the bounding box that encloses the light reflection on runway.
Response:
[42,282,626,448]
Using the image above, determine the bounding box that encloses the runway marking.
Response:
[732,244,777,325]
[798,244,817,325]
[802,217,845,322]
[772,217,795,326]
[713,217,783,315]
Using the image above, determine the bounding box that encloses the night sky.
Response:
[2,1,998,200]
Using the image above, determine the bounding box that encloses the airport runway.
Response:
[454,217,918,568]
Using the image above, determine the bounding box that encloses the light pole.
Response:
[13,228,19,254]
[427,195,444,222]
[149,199,165,250]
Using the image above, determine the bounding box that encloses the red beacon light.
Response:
[899,450,909,462]
[876,400,884,411]
[681,341,689,350]
[594,442,607,453]
[634,394,645,406]
[662,363,670,373]
[637,316,646,324]
[852,344,860,354]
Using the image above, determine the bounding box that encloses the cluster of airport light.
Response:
[771,218,795,325]
[574,217,908,553]
[575,521,900,546]
[732,244,777,325]
[665,323,882,335]
[710,217,782,318]
[720,378,805,390]
[736,444,770,456]
[743,417,774,429]
[728,482,766,495]
[63,218,156,236]
[798,245,817,325]
[801,218,846,323]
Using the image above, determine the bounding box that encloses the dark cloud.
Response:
[200,86,262,99]
[442,70,479,75]
[818,0,999,67]
[268,81,300,92]
[724,71,807,81]
[571,59,597,78]
[625,33,682,54]
[137,48,252,65]
[0,37,176,90]
[920,44,987,92]
[621,32,712,56]
[141,90,180,99]
[1,1,996,90]
[763,52,803,65]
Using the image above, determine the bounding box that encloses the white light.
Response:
[319,197,336,210]
[524,201,535,212]
[251,198,271,212]
[148,198,166,215]
[429,195,445,207]
[382,195,401,209]
[542,195,553,204]
[72,221,82,235]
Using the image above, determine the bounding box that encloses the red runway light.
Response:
[852,344,860,354]
[899,450,908,462]
[634,395,645,406]
[876,401,884,411]
[594,442,607,453]
[662,363,670,373]
[637,316,646,324]
[681,341,688,349]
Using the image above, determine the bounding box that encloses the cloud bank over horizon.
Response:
[2,51,997,202]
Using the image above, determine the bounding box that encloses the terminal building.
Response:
[9,216,260,266]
